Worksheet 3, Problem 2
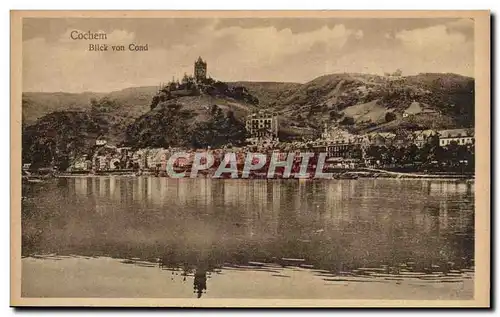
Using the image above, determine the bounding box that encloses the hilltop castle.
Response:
[152,56,258,110]
[194,56,207,83]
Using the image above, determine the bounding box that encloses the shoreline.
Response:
[26,173,475,182]
[25,168,475,181]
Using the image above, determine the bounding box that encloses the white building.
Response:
[438,128,474,147]
[245,111,279,140]
[96,138,107,146]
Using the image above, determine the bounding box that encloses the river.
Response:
[21,177,474,299]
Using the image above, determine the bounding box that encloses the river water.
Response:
[21,177,474,299]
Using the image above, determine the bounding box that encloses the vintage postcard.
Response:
[10,10,490,307]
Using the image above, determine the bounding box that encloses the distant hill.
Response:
[22,72,474,152]
[22,90,259,167]
[22,92,100,126]
[264,72,474,133]
[21,94,158,167]
[22,86,158,126]
[228,81,302,107]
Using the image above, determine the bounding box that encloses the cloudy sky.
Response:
[23,17,474,93]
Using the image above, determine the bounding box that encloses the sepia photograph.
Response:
[10,10,490,307]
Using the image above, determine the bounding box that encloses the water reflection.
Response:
[22,177,474,298]
[194,268,207,298]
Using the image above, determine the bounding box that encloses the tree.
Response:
[22,110,102,169]
[366,145,384,165]
[340,116,355,125]
[329,110,343,121]
[90,97,119,113]
[190,121,215,148]
[189,106,247,149]
[125,103,193,148]
[224,110,248,146]
[385,112,397,123]
[382,145,395,165]
[404,144,419,164]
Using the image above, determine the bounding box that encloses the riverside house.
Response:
[413,129,438,148]
[438,128,474,147]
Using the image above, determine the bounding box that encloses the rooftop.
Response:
[438,128,474,138]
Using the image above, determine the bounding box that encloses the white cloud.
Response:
[23,24,366,92]
[395,25,468,52]
[181,23,360,65]
[390,24,473,76]
[446,18,474,32]
[22,22,474,93]
[354,30,364,40]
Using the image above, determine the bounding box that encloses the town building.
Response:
[437,128,474,147]
[95,137,107,146]
[392,129,415,147]
[132,149,148,169]
[146,148,171,170]
[319,126,366,159]
[412,129,438,148]
[365,132,396,147]
[109,158,121,170]
[70,155,92,171]
[321,125,353,141]
[97,156,108,170]
[245,111,279,141]
[194,56,207,83]
[326,138,364,159]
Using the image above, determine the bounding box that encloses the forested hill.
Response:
[22,72,474,167]
[235,73,474,133]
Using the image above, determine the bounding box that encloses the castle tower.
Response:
[194,56,207,83]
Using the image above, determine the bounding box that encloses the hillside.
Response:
[125,101,248,149]
[22,110,104,168]
[123,94,258,147]
[21,93,159,167]
[22,86,158,125]
[22,81,302,126]
[22,72,475,151]
[22,92,101,126]
[22,89,260,168]
[228,81,302,107]
[271,73,474,133]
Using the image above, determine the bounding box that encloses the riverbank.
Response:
[28,168,474,181]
